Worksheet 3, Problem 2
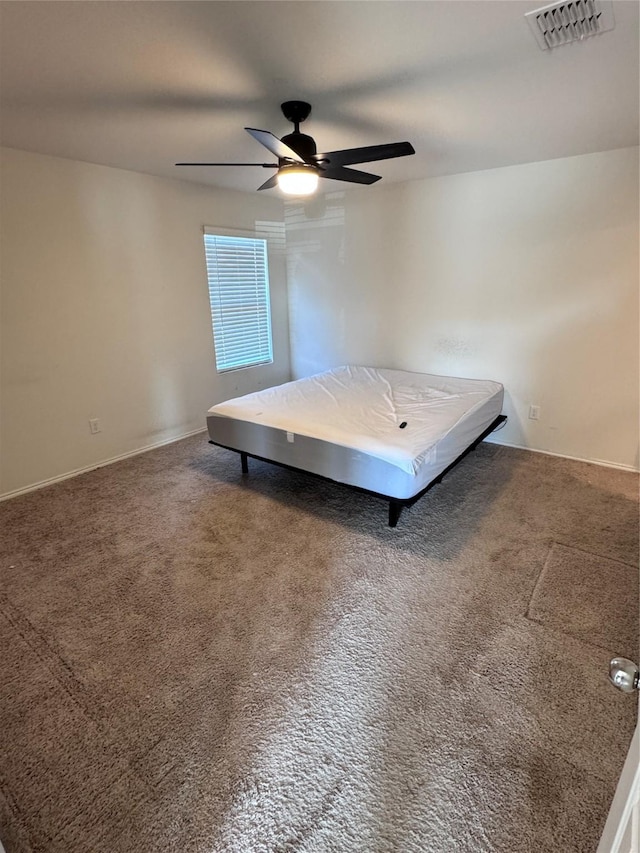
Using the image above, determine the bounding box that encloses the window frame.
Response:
[203,226,274,374]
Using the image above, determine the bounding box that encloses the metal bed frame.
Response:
[209,414,506,528]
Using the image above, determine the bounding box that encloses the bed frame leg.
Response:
[240,452,248,474]
[389,500,403,528]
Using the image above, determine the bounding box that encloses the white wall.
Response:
[285,192,399,376]
[0,148,289,497]
[3,145,637,496]
[286,147,639,470]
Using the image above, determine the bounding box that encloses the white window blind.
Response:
[203,231,273,372]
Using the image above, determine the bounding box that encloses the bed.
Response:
[206,366,506,527]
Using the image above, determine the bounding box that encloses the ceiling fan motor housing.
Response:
[280,132,317,163]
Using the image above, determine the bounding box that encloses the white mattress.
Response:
[207,366,504,501]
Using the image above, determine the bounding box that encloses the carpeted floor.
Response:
[0,435,637,853]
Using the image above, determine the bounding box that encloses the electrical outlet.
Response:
[528,405,540,421]
[89,418,101,434]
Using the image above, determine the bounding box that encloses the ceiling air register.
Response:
[525,0,615,49]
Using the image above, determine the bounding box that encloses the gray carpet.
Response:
[0,435,637,853]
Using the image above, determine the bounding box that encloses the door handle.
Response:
[609,657,639,693]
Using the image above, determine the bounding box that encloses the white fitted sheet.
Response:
[207,366,504,500]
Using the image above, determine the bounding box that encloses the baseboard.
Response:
[486,437,640,474]
[2,429,636,502]
[0,427,209,502]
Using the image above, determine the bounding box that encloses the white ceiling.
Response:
[1,0,638,195]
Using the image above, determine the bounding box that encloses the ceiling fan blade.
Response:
[175,162,277,167]
[257,174,279,191]
[320,166,381,185]
[315,141,415,168]
[245,128,305,163]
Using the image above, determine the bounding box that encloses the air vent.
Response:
[525,0,615,50]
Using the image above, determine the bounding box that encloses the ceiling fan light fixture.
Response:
[277,164,319,196]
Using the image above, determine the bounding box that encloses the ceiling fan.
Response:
[176,100,415,195]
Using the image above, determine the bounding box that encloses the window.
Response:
[203,229,273,372]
